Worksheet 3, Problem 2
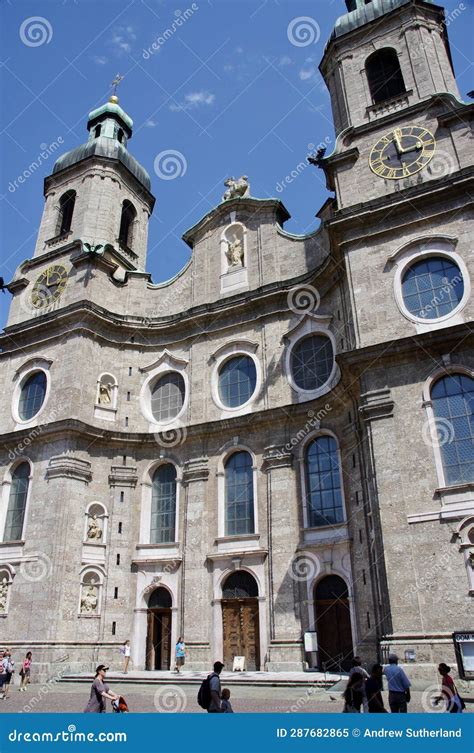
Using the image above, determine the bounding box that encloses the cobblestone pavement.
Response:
[0,682,471,714]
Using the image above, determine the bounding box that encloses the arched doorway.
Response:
[221,571,260,670]
[146,587,172,670]
[314,575,353,672]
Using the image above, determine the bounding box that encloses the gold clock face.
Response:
[31,264,68,309]
[369,125,436,179]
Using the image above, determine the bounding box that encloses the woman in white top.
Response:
[121,640,131,674]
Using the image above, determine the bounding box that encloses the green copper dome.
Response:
[52,96,151,191]
[331,0,435,40]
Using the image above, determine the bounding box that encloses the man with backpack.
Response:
[197,661,224,713]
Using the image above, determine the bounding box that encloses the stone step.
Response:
[59,670,340,688]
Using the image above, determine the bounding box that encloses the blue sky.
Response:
[1,0,472,329]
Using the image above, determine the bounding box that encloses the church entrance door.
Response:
[221,571,260,671]
[145,587,172,671]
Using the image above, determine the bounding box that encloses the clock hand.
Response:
[394,129,422,155]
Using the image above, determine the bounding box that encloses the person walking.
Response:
[208,661,224,713]
[120,641,131,674]
[0,650,6,700]
[384,653,411,712]
[365,664,387,713]
[342,672,365,712]
[436,663,464,713]
[84,665,119,713]
[349,656,369,711]
[18,652,32,692]
[174,637,186,674]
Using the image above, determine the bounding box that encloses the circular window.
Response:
[218,355,257,408]
[291,335,334,391]
[151,372,185,422]
[18,371,47,421]
[401,256,464,320]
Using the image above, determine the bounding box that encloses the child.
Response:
[221,687,234,713]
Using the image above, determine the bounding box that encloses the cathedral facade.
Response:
[0,0,473,682]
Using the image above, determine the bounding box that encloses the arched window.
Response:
[431,374,474,486]
[118,200,136,249]
[58,190,76,235]
[366,48,406,104]
[305,436,344,527]
[222,570,258,598]
[401,256,464,320]
[94,125,102,138]
[151,464,177,543]
[148,586,172,609]
[3,462,30,541]
[225,451,254,536]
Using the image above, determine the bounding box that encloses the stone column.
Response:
[262,445,304,671]
[181,456,211,670]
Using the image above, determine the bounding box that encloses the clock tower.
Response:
[318,0,474,667]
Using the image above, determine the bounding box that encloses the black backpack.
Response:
[197,674,213,709]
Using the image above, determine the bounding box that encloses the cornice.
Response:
[45,454,92,483]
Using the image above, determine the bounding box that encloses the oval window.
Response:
[401,256,464,320]
[291,335,333,391]
[151,372,185,422]
[18,371,47,421]
[218,355,257,408]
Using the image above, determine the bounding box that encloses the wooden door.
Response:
[146,608,171,670]
[315,598,353,671]
[222,598,260,670]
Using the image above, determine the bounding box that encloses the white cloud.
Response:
[109,25,137,56]
[92,55,108,65]
[278,55,293,67]
[144,118,158,128]
[169,91,215,111]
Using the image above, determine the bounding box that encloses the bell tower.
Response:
[320,0,460,135]
[33,93,155,273]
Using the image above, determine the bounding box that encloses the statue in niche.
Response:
[0,577,9,613]
[223,176,250,201]
[98,381,112,405]
[87,515,102,541]
[80,579,98,614]
[226,231,244,267]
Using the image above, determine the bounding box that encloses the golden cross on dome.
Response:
[111,73,124,97]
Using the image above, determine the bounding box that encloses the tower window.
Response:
[94,125,101,138]
[366,48,406,104]
[118,200,136,249]
[117,128,124,144]
[58,190,76,236]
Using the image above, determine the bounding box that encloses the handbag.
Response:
[453,683,466,711]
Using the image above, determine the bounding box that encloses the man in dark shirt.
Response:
[365,664,387,713]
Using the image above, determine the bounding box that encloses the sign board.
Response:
[304,631,318,653]
[453,631,474,680]
[233,656,246,672]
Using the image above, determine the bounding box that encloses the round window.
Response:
[218,355,257,408]
[291,335,333,391]
[151,372,185,422]
[18,371,47,421]
[401,256,464,320]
